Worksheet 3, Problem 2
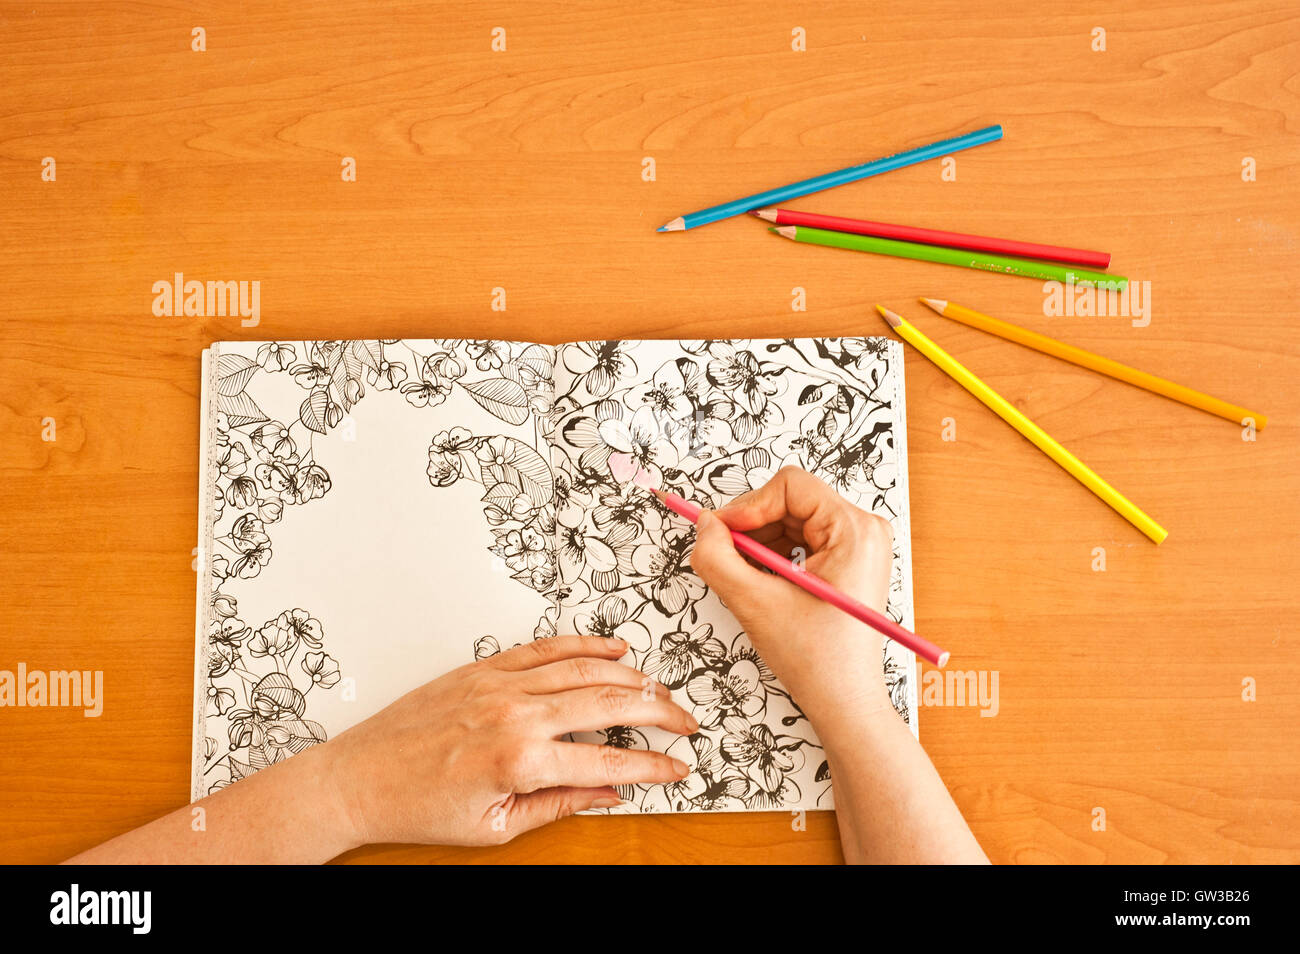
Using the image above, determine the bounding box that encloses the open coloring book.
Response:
[193,337,916,814]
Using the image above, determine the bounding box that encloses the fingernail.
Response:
[609,638,628,651]
[696,509,713,526]
[671,758,690,778]
[591,797,622,809]
[686,714,700,732]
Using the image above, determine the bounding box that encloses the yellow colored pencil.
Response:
[920,298,1267,429]
[877,305,1168,545]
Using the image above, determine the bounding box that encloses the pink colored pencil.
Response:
[654,489,949,667]
[751,208,1111,269]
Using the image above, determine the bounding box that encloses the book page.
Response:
[193,339,557,799]
[542,338,917,814]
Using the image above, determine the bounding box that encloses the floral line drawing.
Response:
[199,337,913,814]
[202,338,556,795]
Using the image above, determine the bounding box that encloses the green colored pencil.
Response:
[771,225,1126,287]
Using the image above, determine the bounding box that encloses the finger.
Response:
[501,785,623,838]
[689,508,786,607]
[518,657,668,698]
[533,741,690,789]
[741,518,809,548]
[540,684,699,737]
[716,466,852,550]
[745,522,787,544]
[483,634,629,672]
[734,533,805,569]
[780,517,809,546]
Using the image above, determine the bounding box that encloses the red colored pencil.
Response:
[751,208,1111,269]
[654,489,950,667]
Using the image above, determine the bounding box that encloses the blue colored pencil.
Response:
[656,125,1004,232]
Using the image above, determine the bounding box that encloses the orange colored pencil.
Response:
[920,298,1267,429]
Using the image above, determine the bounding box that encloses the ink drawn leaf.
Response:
[480,437,553,505]
[330,359,352,411]
[218,390,269,427]
[299,390,330,434]
[267,718,327,753]
[349,339,384,373]
[827,386,855,413]
[815,760,831,782]
[797,383,825,406]
[251,671,306,717]
[330,353,365,412]
[504,343,554,384]
[217,354,258,396]
[482,480,520,513]
[461,377,530,425]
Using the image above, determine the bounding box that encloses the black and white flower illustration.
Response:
[201,336,911,812]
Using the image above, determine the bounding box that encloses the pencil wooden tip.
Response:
[773,225,797,239]
[657,217,685,232]
[751,208,778,223]
[875,305,903,329]
[920,297,948,313]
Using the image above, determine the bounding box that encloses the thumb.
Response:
[505,786,622,836]
[690,509,779,606]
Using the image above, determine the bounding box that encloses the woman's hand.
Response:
[324,634,697,848]
[66,634,697,864]
[688,466,896,733]
[689,466,988,863]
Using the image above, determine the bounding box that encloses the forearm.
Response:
[65,743,358,864]
[818,704,988,865]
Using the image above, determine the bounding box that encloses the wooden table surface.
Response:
[2,1,1297,865]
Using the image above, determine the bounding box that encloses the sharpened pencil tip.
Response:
[920,297,948,313]
[751,208,778,223]
[657,217,686,232]
[876,305,903,329]
[773,226,797,239]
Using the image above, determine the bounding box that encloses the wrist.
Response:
[308,736,368,855]
[803,684,899,748]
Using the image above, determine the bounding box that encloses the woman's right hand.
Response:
[688,466,898,733]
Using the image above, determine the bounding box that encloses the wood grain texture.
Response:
[1,0,1297,864]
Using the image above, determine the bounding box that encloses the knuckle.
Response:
[530,636,563,662]
[594,685,630,717]
[858,509,894,545]
[554,793,582,823]
[569,657,599,686]
[598,744,630,779]
[484,693,525,727]
[773,465,803,490]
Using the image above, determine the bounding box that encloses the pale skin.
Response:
[68,466,986,864]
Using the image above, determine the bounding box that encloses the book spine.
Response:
[889,338,921,739]
[190,346,219,801]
